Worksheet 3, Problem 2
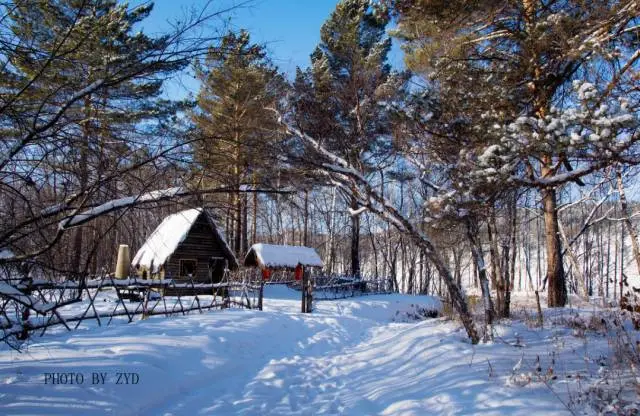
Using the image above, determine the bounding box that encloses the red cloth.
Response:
[261,268,271,280]
[294,264,303,281]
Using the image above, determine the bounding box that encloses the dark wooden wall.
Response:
[164,214,231,282]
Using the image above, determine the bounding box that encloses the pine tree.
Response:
[0,0,212,273]
[192,30,285,255]
[5,0,188,273]
[293,0,407,278]
[389,0,640,307]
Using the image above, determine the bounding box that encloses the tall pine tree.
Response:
[293,0,406,277]
[192,30,285,256]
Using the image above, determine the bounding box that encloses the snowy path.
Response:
[0,286,592,415]
[153,319,568,416]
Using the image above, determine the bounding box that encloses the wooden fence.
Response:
[0,273,260,348]
[1,268,396,349]
[309,274,395,300]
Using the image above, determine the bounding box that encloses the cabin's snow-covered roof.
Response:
[132,208,202,272]
[244,244,323,269]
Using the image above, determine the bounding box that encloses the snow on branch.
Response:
[281,122,367,183]
[475,80,640,189]
[513,162,612,188]
[348,206,369,217]
[280,118,436,253]
[405,153,444,192]
[0,184,289,265]
[59,187,187,229]
[58,185,293,230]
[0,282,58,314]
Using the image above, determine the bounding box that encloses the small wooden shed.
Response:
[132,208,238,282]
[244,244,323,270]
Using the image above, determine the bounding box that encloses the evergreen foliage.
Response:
[292,0,408,277]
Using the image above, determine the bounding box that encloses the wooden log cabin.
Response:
[132,208,238,287]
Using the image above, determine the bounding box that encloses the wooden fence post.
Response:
[17,276,32,340]
[301,268,312,313]
[308,270,313,312]
[301,268,307,313]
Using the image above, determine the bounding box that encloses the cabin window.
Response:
[179,259,197,277]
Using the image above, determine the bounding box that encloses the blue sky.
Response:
[138,0,404,98]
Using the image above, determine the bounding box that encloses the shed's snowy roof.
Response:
[132,208,238,272]
[132,208,201,272]
[244,244,323,269]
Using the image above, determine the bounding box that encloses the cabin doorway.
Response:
[209,257,225,283]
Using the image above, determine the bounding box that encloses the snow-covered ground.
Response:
[0,286,638,415]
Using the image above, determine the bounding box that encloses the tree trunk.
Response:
[616,167,640,278]
[487,215,503,314]
[524,211,535,292]
[226,193,232,248]
[606,215,611,300]
[241,191,248,255]
[597,218,604,299]
[465,216,495,333]
[509,194,517,296]
[558,218,588,298]
[408,245,416,294]
[71,95,92,277]
[614,221,619,301]
[543,186,567,306]
[583,229,591,296]
[503,243,512,318]
[390,247,398,292]
[536,213,542,289]
[252,190,258,244]
[234,191,242,256]
[452,248,463,288]
[419,249,424,293]
[350,194,361,278]
[368,216,379,278]
[303,190,309,246]
[327,186,337,274]
[620,221,625,297]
